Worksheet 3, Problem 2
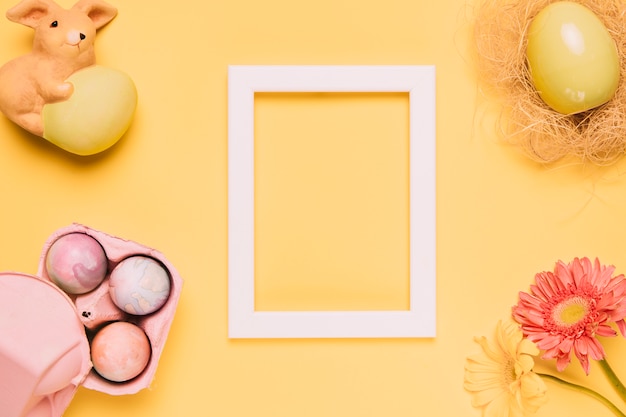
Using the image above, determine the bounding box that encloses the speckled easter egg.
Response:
[526,1,620,114]
[45,233,108,294]
[42,65,137,156]
[91,321,151,382]
[109,256,171,315]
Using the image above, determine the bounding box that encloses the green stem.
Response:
[537,372,626,417]
[599,359,626,405]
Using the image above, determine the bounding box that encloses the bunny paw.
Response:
[56,82,74,99]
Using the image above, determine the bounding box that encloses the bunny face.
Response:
[30,10,98,60]
[7,0,117,62]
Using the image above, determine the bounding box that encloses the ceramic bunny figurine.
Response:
[0,0,117,137]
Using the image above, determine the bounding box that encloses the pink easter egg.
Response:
[45,233,108,294]
[90,321,151,382]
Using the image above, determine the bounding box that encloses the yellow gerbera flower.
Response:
[464,320,548,417]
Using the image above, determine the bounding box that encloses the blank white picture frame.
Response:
[228,65,436,338]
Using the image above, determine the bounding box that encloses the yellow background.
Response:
[1,0,626,416]
[254,92,410,312]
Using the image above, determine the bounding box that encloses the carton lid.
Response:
[0,272,91,417]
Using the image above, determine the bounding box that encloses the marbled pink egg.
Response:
[109,256,170,315]
[45,233,108,294]
[91,321,151,382]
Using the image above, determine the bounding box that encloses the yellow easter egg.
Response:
[526,1,620,114]
[42,65,137,156]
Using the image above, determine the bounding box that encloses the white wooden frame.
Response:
[228,65,436,338]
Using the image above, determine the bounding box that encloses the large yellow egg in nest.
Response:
[472,0,626,165]
[42,65,137,156]
[527,1,620,115]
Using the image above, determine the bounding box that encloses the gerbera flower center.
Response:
[502,358,516,386]
[552,295,590,327]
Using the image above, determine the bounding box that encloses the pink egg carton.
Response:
[36,223,183,396]
[0,223,183,417]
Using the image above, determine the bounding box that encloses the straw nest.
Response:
[472,0,626,165]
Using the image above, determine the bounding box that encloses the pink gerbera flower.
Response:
[512,257,626,374]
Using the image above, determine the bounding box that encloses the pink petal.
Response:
[543,270,567,294]
[517,291,542,308]
[587,338,606,360]
[555,354,572,372]
[557,337,574,354]
[533,276,556,300]
[595,324,617,337]
[577,354,590,375]
[568,258,585,287]
[535,335,561,350]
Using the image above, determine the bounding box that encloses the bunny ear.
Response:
[6,0,57,28]
[71,0,117,29]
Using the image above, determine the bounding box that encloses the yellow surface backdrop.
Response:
[1,0,626,416]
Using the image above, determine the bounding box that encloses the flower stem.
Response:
[537,372,626,417]
[599,359,626,405]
